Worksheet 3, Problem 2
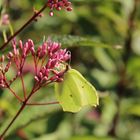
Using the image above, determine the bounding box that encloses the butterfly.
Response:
[55,68,99,112]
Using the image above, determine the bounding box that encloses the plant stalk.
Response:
[108,0,139,136]
[0,2,48,51]
[0,88,35,140]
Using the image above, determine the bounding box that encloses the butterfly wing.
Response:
[55,69,99,112]
[68,69,99,107]
[55,71,81,112]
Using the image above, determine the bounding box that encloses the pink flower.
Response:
[0,38,71,88]
[0,75,5,88]
[36,42,47,59]
[1,14,9,25]
[35,39,71,83]
[47,0,72,16]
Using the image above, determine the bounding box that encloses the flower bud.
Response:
[0,55,5,62]
[4,61,11,72]
[34,76,40,82]
[49,11,54,17]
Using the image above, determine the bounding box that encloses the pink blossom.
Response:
[47,0,72,16]
[36,42,47,59]
[34,39,71,83]
[0,75,5,88]
[0,38,71,88]
[1,14,9,25]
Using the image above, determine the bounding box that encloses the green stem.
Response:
[2,30,7,43]
[8,22,14,36]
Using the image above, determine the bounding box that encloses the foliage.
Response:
[0,0,140,140]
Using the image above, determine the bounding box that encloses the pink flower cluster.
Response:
[47,0,72,16]
[35,39,71,84]
[0,39,71,88]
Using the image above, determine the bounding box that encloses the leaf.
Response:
[0,35,111,55]
[51,35,111,49]
[127,104,140,116]
[0,105,60,135]
[55,68,99,112]
[69,136,116,140]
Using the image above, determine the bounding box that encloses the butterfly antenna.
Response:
[67,51,71,65]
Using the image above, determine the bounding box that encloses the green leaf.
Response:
[0,105,60,135]
[51,35,111,49]
[0,35,111,55]
[55,68,99,112]
[69,136,116,140]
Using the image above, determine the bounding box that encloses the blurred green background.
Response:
[0,0,140,140]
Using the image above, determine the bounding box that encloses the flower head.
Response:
[47,0,72,16]
[0,38,71,89]
[35,39,71,83]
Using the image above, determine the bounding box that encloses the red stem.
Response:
[33,55,37,75]
[0,3,48,51]
[20,75,26,100]
[26,101,59,106]
[0,86,36,139]
[7,86,23,102]
[40,56,47,68]
[0,102,26,140]
[4,74,23,102]
[0,78,54,139]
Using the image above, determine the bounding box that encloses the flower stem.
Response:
[20,75,26,100]
[8,86,23,102]
[0,87,36,139]
[0,2,48,51]
[0,102,26,140]
[26,101,59,106]
[33,55,38,75]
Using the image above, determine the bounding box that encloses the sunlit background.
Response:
[0,0,140,140]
